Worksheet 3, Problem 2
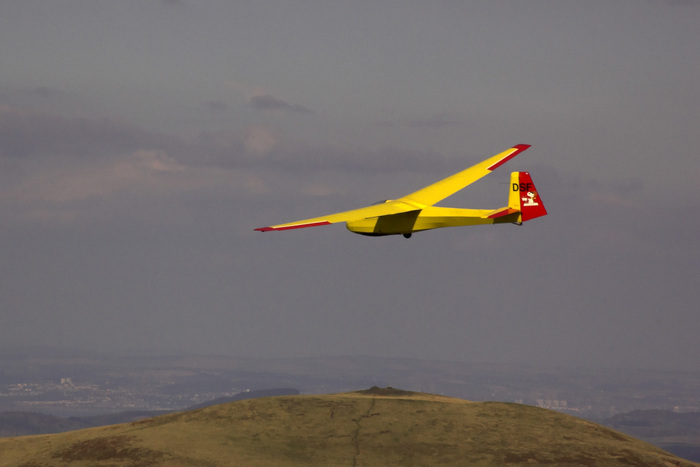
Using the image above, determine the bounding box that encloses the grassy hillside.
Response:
[1,387,697,467]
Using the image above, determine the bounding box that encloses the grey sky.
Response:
[0,0,698,371]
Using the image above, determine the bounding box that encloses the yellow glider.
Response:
[255,144,546,238]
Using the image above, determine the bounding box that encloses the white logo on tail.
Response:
[522,191,539,206]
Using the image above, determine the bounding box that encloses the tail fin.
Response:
[509,172,547,221]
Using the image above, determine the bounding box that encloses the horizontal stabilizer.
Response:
[487,207,519,219]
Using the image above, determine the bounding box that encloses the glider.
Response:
[255,144,546,238]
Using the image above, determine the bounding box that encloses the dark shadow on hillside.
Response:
[355,386,419,397]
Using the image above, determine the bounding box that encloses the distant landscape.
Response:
[1,348,699,462]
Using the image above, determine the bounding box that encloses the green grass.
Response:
[1,389,697,466]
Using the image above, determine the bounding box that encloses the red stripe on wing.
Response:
[255,221,331,232]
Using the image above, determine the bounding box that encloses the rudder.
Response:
[509,172,547,221]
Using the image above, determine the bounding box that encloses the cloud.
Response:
[249,94,313,114]
[665,0,700,5]
[379,113,461,129]
[243,125,279,155]
[7,150,183,204]
[0,147,262,225]
[194,125,448,173]
[0,103,447,177]
[25,87,65,100]
[225,81,312,114]
[0,103,465,227]
[0,104,176,159]
[203,101,228,113]
[131,149,185,173]
[0,105,270,223]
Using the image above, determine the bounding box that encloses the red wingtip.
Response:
[487,144,531,171]
[255,221,331,232]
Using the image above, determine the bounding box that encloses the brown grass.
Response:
[1,388,697,466]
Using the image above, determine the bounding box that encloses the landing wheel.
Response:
[403,233,412,239]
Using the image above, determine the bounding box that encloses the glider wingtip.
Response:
[486,144,531,171]
[254,220,332,232]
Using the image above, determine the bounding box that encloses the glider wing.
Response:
[255,199,420,232]
[399,144,530,206]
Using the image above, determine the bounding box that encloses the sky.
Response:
[0,0,698,371]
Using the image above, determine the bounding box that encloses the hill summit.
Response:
[1,387,697,466]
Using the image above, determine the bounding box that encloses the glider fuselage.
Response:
[346,206,520,236]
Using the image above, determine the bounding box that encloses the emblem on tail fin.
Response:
[522,192,539,206]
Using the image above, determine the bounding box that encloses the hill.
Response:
[1,387,697,466]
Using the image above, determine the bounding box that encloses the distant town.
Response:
[2,377,244,414]
[1,349,698,421]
